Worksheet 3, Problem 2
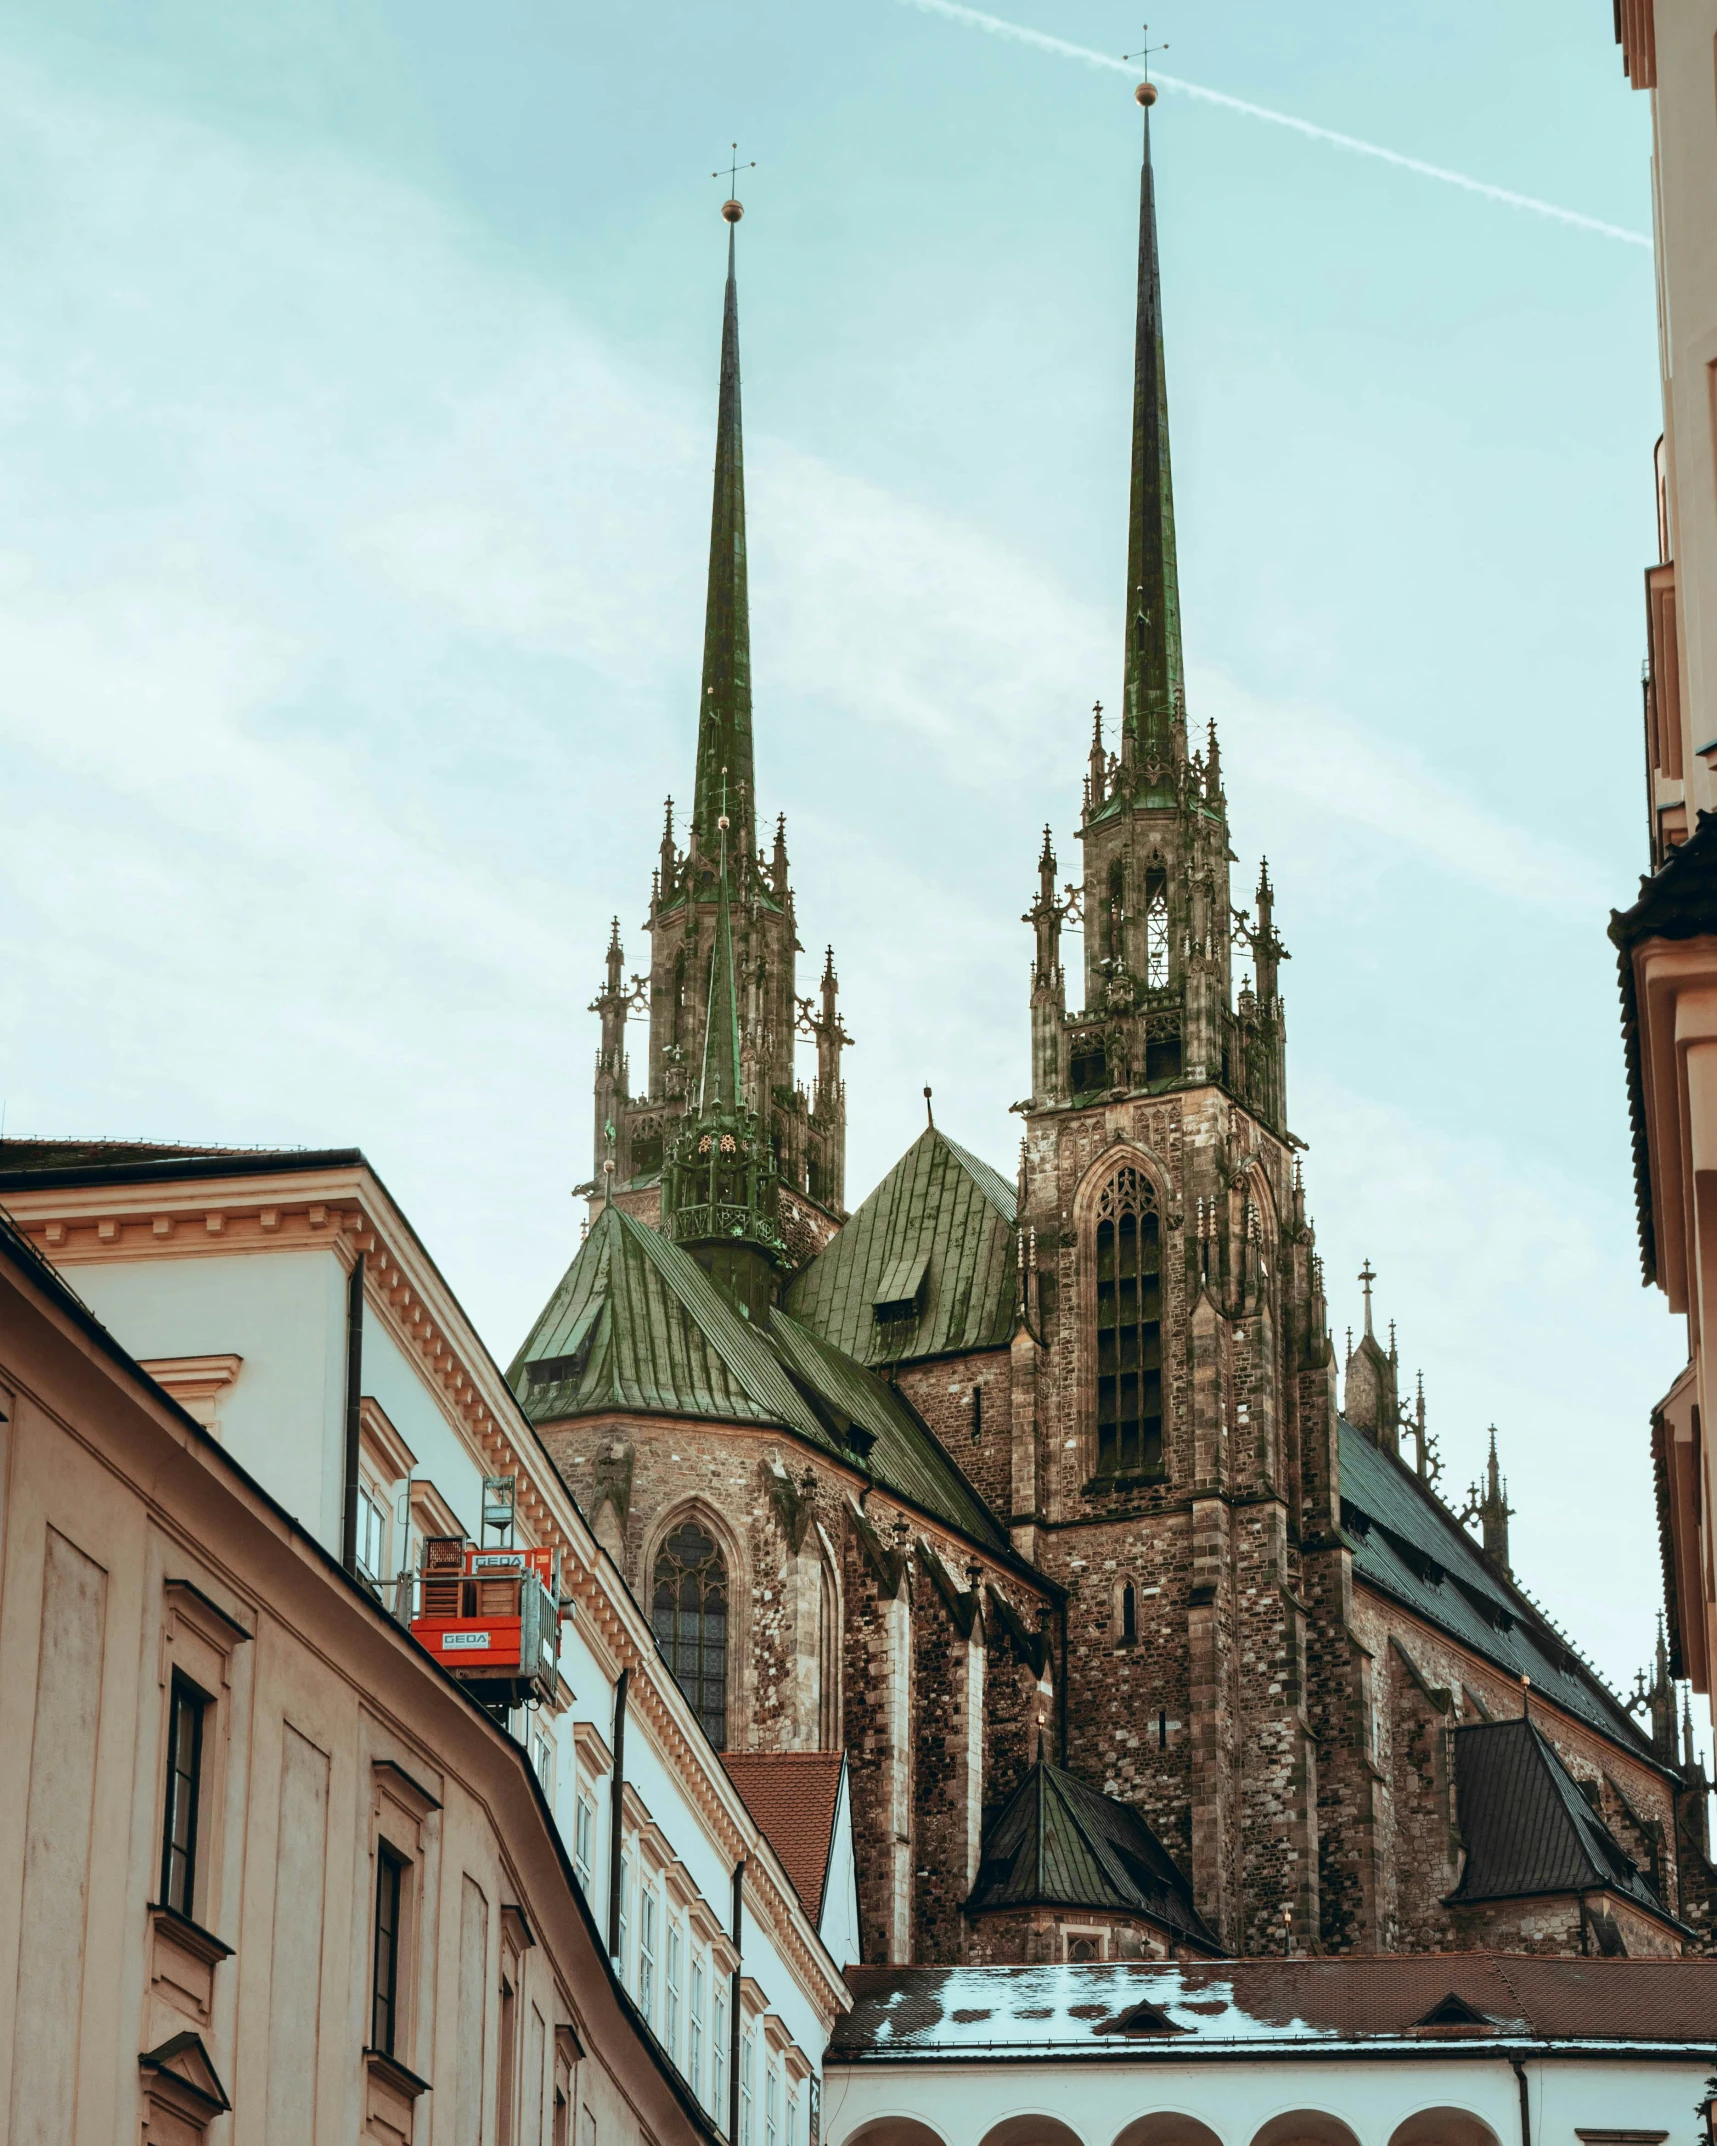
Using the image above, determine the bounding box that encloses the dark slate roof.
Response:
[0,1140,356,1190]
[786,1126,1017,1368]
[829,1956,1717,2057]
[510,1203,1011,1557]
[1338,1421,1653,1759]
[1449,1717,1676,1925]
[967,1760,1220,1954]
[1608,809,1717,1285]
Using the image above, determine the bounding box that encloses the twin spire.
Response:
[693,221,756,863]
[1122,83,1186,769]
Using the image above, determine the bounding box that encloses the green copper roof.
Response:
[692,224,755,859]
[1122,94,1184,762]
[509,1202,1010,1556]
[785,1125,1018,1368]
[968,1760,1220,1953]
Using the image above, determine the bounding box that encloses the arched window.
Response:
[1094,1166,1163,1479]
[1143,866,1169,987]
[817,1552,840,1747]
[652,1520,729,1747]
[1120,1582,1137,1644]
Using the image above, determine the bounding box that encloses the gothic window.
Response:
[1144,867,1169,989]
[1105,859,1126,963]
[670,948,689,1050]
[1070,1036,1109,1094]
[1119,1582,1137,1645]
[652,1520,729,1747]
[817,1553,840,1747]
[1094,1166,1164,1479]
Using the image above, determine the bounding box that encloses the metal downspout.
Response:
[1509,2056,1531,2146]
[339,1253,366,1572]
[607,1668,630,1959]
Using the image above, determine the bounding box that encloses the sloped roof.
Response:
[510,1204,1011,1558]
[1449,1717,1674,1924]
[786,1126,1017,1368]
[829,1956,1717,2057]
[967,1760,1220,1954]
[720,1751,844,1921]
[1338,1421,1653,1758]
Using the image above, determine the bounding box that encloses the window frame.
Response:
[159,1670,208,1919]
[1085,1161,1167,1485]
[650,1515,732,1750]
[371,1842,407,2056]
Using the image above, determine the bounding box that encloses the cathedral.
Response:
[511,95,1717,1964]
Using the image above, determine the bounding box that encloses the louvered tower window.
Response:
[652,1520,729,1746]
[1094,1166,1163,1478]
[1144,867,1169,988]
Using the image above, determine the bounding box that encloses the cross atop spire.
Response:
[1358,1258,1376,1335]
[1122,66,1185,768]
[692,209,755,858]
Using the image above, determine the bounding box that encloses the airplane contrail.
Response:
[896,0,1652,249]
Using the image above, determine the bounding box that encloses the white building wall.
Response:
[823,2052,1710,2146]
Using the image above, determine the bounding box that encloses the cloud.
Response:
[0,44,1681,1716]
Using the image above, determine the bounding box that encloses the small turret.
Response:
[660,807,788,1319]
[1460,1427,1515,1578]
[590,918,634,1178]
[1342,1260,1400,1457]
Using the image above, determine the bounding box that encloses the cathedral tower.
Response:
[1015,81,1336,1957]
[591,206,849,1247]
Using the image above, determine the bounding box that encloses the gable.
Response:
[787,1127,1018,1368]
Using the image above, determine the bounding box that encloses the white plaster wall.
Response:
[67,1249,347,1543]
[823,2052,1708,2146]
[819,1766,862,1971]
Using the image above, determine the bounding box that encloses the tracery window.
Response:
[1144,867,1169,989]
[652,1519,729,1747]
[1094,1166,1164,1479]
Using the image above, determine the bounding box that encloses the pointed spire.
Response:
[1359,1258,1376,1338]
[1122,82,1185,768]
[693,216,755,859]
[698,792,744,1113]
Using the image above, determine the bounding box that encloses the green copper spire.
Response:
[698,815,744,1113]
[1122,86,1184,766]
[692,218,755,859]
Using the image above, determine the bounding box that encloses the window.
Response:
[788,2085,801,2146]
[371,1845,406,2055]
[1144,866,1169,988]
[765,2062,779,2146]
[1069,1037,1108,1094]
[160,1673,207,1919]
[1065,1930,1105,1962]
[532,1727,555,1799]
[665,1920,683,2063]
[689,1957,706,2100]
[573,1793,596,1896]
[356,1481,388,1583]
[1120,1582,1137,1644]
[1094,1166,1163,1479]
[618,1851,631,1983]
[639,1885,658,2026]
[970,1384,983,1441]
[740,2028,756,2146]
[712,1989,728,2120]
[652,1520,729,1747]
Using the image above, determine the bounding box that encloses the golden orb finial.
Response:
[721,198,744,223]
[1136,80,1157,106]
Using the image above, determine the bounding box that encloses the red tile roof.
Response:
[722,1751,844,1923]
[832,1955,1717,2056]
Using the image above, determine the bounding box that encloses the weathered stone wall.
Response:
[964,1908,1176,1964]
[535,1407,1060,1964]
[895,1351,1012,1523]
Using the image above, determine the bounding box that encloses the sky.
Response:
[0,0,1695,1747]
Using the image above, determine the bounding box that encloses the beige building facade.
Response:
[0,1149,852,2145]
[1610,0,1717,1733]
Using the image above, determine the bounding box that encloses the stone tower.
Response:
[591,214,849,1240]
[1014,83,1340,1957]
